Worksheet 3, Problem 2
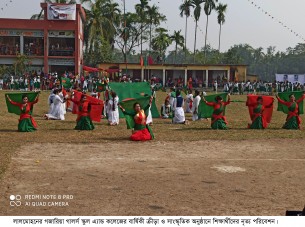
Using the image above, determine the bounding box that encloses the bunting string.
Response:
[247,0,305,42]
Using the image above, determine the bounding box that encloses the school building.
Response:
[98,63,248,87]
[0,3,85,75]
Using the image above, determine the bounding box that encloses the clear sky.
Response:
[0,0,304,53]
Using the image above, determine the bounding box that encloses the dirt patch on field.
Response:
[0,139,305,216]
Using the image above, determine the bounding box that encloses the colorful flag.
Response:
[246,95,274,123]
[72,90,104,122]
[5,92,39,115]
[61,77,72,89]
[109,82,160,118]
[119,96,150,129]
[140,55,144,67]
[277,91,304,114]
[148,55,154,65]
[96,82,107,92]
[198,93,228,118]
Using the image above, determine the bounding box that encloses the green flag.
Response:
[5,92,39,115]
[61,77,72,89]
[119,96,150,129]
[198,93,228,118]
[96,82,107,92]
[277,91,304,114]
[109,82,160,118]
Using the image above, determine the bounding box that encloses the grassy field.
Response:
[1,89,305,216]
[0,89,305,180]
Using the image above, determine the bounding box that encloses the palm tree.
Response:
[82,0,120,51]
[191,0,204,63]
[80,0,120,65]
[31,0,76,19]
[216,3,227,52]
[151,28,172,62]
[147,5,166,55]
[204,0,218,61]
[135,0,150,55]
[170,30,185,63]
[179,0,194,60]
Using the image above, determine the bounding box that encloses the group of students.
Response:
[161,88,305,131]
[5,88,305,142]
[5,88,155,142]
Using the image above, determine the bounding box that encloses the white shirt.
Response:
[192,95,201,112]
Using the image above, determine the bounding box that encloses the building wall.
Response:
[0,3,85,75]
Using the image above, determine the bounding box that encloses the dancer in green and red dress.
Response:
[202,94,231,129]
[6,93,39,132]
[247,96,273,129]
[71,93,102,130]
[119,97,154,141]
[276,93,305,129]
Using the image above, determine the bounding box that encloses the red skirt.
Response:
[130,128,152,141]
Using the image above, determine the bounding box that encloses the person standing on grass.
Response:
[168,87,176,110]
[202,94,231,130]
[185,89,193,113]
[6,93,39,132]
[192,90,201,121]
[276,93,305,129]
[107,91,119,126]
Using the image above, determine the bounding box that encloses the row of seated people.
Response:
[0,44,74,56]
[0,44,44,56]
[0,44,19,55]
[49,45,74,56]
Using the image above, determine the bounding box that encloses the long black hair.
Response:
[215,96,222,102]
[111,91,117,111]
[22,94,28,100]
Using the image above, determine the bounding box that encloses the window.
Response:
[24,37,44,56]
[49,38,75,56]
[0,36,20,55]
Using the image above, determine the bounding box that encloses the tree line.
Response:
[1,0,305,81]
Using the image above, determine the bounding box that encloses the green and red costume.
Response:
[8,98,38,132]
[277,95,305,129]
[205,100,230,129]
[246,95,274,129]
[71,99,100,130]
[123,104,154,141]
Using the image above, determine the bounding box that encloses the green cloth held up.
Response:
[5,92,39,115]
[119,96,150,129]
[198,93,228,119]
[277,91,304,114]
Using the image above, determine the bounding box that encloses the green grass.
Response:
[0,90,304,179]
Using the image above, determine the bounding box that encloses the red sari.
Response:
[205,101,230,129]
[9,99,38,131]
[277,95,305,129]
[123,105,154,141]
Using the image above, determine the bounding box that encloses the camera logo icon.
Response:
[10,195,22,207]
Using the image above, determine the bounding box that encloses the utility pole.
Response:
[123,0,127,75]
